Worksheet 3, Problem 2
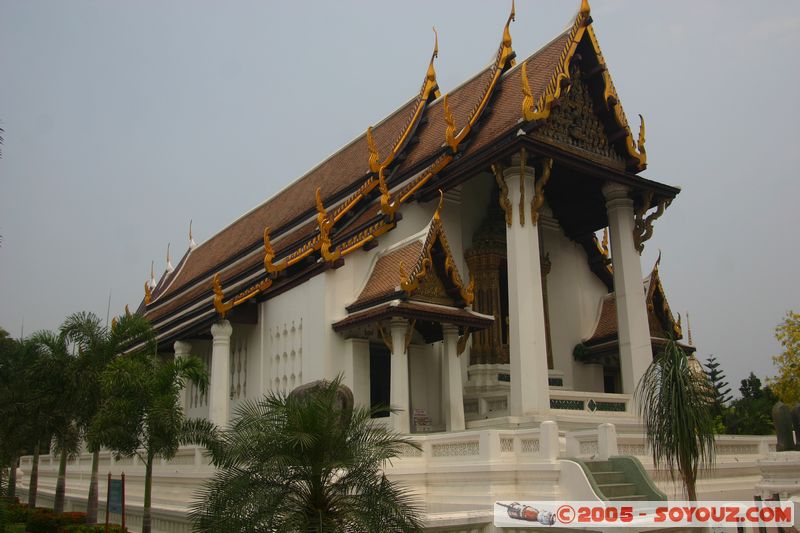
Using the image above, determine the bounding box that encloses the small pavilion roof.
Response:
[580,257,693,353]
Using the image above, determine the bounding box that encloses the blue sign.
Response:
[108,479,123,515]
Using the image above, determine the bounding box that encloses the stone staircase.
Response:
[575,456,667,502]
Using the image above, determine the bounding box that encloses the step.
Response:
[597,482,639,498]
[584,460,614,473]
[591,471,627,485]
[608,494,649,502]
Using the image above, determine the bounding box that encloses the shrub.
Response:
[26,508,87,533]
[3,502,33,524]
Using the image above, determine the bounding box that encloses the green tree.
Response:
[189,378,423,533]
[91,347,208,533]
[770,311,800,404]
[61,311,155,522]
[28,330,80,512]
[724,373,778,435]
[703,355,732,412]
[635,338,716,501]
[0,334,40,502]
[23,330,79,509]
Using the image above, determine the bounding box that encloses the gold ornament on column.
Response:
[492,162,512,227]
[531,157,553,225]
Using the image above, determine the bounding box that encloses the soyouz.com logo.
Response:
[493,501,796,528]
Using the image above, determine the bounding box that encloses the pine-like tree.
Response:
[703,355,732,415]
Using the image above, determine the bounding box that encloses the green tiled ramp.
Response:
[570,455,668,502]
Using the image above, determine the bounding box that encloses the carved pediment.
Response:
[532,64,625,169]
[413,263,456,306]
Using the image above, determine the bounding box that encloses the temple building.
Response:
[141,0,682,435]
[18,2,782,531]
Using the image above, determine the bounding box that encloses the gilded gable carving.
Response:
[413,267,454,306]
[532,64,625,168]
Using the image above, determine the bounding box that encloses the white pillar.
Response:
[504,154,551,417]
[173,340,192,411]
[342,338,370,409]
[441,324,466,432]
[389,318,410,434]
[597,422,618,460]
[209,320,233,428]
[540,420,560,461]
[602,183,653,394]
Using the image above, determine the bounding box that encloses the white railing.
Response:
[568,430,774,461]
[549,390,632,415]
[392,422,561,465]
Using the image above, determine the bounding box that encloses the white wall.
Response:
[540,208,609,392]
[409,342,443,431]
[228,323,259,416]
[184,339,210,420]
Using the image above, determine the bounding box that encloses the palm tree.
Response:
[635,338,716,501]
[28,330,80,512]
[188,378,423,533]
[61,311,155,522]
[0,335,41,502]
[25,330,78,509]
[90,346,208,533]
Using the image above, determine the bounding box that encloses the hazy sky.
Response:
[1,1,798,392]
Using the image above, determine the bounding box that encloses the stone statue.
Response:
[288,379,355,426]
[772,402,795,452]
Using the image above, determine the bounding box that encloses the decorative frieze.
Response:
[432,440,480,458]
[270,319,303,395]
[521,439,540,454]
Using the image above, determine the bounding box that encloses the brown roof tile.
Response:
[145,26,581,331]
[349,240,423,309]
[157,98,420,302]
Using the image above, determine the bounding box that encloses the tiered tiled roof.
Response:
[137,1,679,345]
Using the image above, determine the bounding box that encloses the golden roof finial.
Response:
[443,94,457,152]
[503,0,516,48]
[433,189,445,222]
[464,272,475,306]
[427,27,439,83]
[637,114,647,161]
[125,304,131,317]
[399,260,410,289]
[580,0,591,17]
[315,187,340,263]
[378,169,395,217]
[189,219,198,250]
[212,273,231,318]
[601,227,609,256]
[263,227,278,274]
[366,126,380,174]
[315,187,327,218]
[166,242,174,274]
[687,311,693,346]
[654,249,662,272]
[521,62,534,119]
[144,281,152,305]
